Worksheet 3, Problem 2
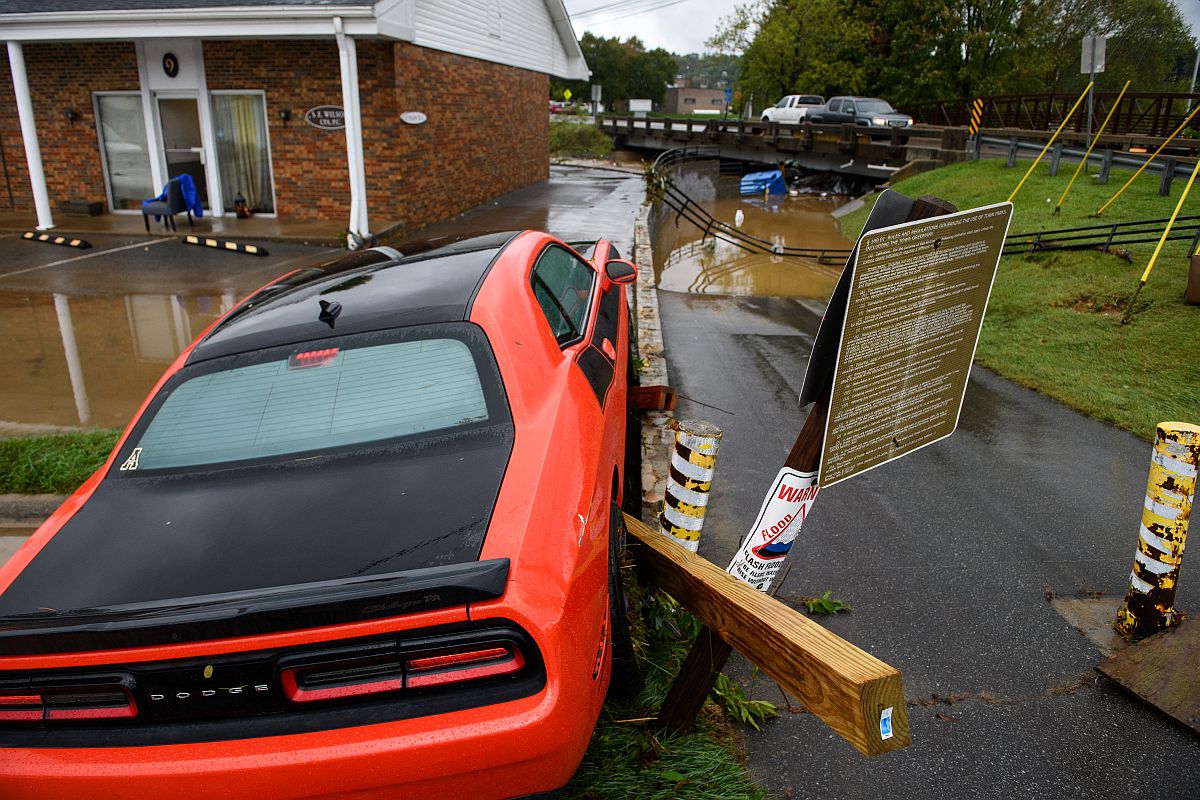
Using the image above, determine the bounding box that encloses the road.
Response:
[659,291,1200,799]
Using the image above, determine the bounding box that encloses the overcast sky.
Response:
[561,0,736,55]
[560,0,1200,57]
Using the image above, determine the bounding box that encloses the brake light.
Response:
[288,347,340,369]
[281,653,403,703]
[406,645,524,689]
[0,686,137,723]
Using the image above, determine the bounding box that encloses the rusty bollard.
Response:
[1114,422,1200,639]
[658,420,722,553]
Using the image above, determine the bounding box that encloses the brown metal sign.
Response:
[819,202,1013,486]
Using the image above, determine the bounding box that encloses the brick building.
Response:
[0,0,587,238]
[664,85,726,116]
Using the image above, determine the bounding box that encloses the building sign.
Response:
[305,105,345,131]
[400,111,427,125]
[818,202,1013,486]
[162,52,179,78]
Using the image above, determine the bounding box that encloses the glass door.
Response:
[156,97,209,209]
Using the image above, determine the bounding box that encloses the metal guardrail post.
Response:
[659,419,722,553]
[1160,159,1177,196]
[1100,150,1113,184]
[1007,137,1019,168]
[1049,143,1064,176]
[1114,423,1199,639]
[973,133,983,161]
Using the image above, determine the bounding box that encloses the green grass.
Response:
[566,582,766,799]
[550,121,615,159]
[0,430,120,494]
[840,158,1200,440]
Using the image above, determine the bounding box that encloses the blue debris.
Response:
[740,169,787,196]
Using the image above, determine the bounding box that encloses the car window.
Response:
[531,244,596,346]
[858,100,896,114]
[775,97,789,109]
[119,329,497,472]
[798,95,823,105]
[844,101,857,114]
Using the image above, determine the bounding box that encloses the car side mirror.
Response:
[605,259,638,284]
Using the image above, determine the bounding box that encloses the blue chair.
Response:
[142,178,194,232]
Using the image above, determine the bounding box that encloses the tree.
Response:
[553,33,677,106]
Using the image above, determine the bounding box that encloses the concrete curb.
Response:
[0,494,65,527]
[633,203,674,523]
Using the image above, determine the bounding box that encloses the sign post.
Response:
[1082,35,1107,141]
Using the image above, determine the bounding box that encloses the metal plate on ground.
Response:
[1097,620,1200,733]
[819,202,1012,487]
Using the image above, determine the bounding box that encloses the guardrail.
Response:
[978,133,1199,193]
[601,114,960,149]
[908,92,1200,138]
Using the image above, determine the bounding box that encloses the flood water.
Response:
[0,290,240,430]
[651,166,852,299]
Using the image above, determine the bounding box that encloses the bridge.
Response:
[599,116,967,180]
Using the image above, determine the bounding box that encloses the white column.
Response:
[334,17,369,238]
[7,41,54,230]
[53,294,91,426]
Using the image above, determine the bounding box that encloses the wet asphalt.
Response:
[660,292,1200,798]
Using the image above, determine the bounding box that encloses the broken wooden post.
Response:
[627,513,910,756]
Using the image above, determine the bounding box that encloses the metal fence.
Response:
[908,92,1200,137]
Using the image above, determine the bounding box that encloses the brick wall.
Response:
[0,38,549,231]
[0,42,139,213]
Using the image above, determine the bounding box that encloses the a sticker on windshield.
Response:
[120,447,143,471]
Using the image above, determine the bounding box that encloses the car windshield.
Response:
[858,100,897,114]
[117,327,498,473]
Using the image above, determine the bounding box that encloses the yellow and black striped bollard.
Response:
[23,231,91,249]
[1114,422,1199,639]
[184,235,269,257]
[659,420,721,553]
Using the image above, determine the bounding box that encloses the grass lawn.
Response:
[840,158,1200,440]
[0,430,120,495]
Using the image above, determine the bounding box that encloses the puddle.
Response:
[0,291,237,429]
[652,171,852,299]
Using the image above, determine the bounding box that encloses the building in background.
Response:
[664,82,725,115]
[0,0,588,238]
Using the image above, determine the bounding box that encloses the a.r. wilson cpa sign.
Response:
[305,105,345,131]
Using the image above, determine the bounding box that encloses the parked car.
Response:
[0,232,642,800]
[808,96,913,138]
[761,94,824,124]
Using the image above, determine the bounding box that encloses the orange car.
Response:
[0,231,642,799]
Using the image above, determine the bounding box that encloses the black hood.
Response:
[0,424,513,618]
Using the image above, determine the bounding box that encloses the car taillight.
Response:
[406,645,524,688]
[281,652,403,703]
[0,683,137,723]
[277,638,527,705]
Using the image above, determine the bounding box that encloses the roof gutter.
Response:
[0,6,377,41]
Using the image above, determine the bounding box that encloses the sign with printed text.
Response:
[305,105,345,131]
[819,202,1013,487]
[727,467,819,591]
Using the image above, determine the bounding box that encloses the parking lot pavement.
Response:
[657,290,1200,799]
[0,232,338,296]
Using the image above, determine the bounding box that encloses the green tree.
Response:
[552,33,676,106]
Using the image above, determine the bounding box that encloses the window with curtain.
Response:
[212,93,275,214]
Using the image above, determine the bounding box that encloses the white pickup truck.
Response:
[761,94,824,124]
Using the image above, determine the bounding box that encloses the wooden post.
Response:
[654,196,956,735]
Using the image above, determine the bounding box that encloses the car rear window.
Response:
[117,326,503,473]
[797,95,823,104]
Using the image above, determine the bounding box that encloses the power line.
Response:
[572,0,695,22]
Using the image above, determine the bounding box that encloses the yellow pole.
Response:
[1120,153,1200,324]
[1007,83,1093,204]
[1096,102,1200,217]
[1055,80,1131,214]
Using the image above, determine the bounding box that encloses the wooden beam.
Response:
[626,513,910,757]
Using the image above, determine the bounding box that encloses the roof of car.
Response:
[188,230,520,363]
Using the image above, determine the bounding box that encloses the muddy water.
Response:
[652,175,851,299]
[0,291,236,430]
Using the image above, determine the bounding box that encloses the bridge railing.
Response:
[907,92,1200,137]
[600,115,961,148]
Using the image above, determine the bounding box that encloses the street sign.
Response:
[563,88,572,101]
[818,202,1013,486]
[590,84,602,102]
[724,87,732,104]
[1082,35,1106,74]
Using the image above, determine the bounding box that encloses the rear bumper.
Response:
[0,684,589,800]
